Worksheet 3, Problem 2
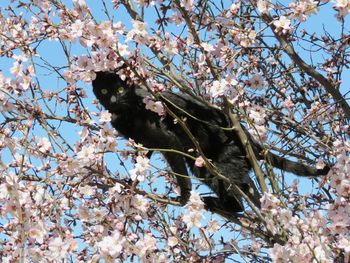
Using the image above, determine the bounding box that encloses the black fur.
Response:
[92,71,329,213]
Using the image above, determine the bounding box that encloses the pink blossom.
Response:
[117,42,131,56]
[134,233,157,258]
[94,21,119,48]
[130,168,145,182]
[231,29,257,47]
[143,96,165,116]
[76,55,94,71]
[316,159,326,170]
[69,19,85,40]
[245,104,267,139]
[201,42,214,52]
[230,3,240,13]
[335,0,350,8]
[248,74,265,89]
[207,219,220,233]
[167,236,179,247]
[338,235,350,253]
[334,0,350,18]
[130,155,151,182]
[73,0,87,7]
[135,155,151,173]
[99,111,112,123]
[195,156,205,167]
[257,0,271,13]
[98,231,124,259]
[134,0,154,7]
[183,210,203,228]
[289,0,318,21]
[79,185,95,196]
[37,137,52,153]
[183,191,205,228]
[282,97,295,110]
[261,193,280,214]
[98,124,118,151]
[28,222,47,244]
[131,194,150,213]
[76,145,95,162]
[269,243,291,262]
[273,16,292,34]
[186,191,205,210]
[10,61,23,76]
[164,39,178,54]
[208,79,228,98]
[180,0,194,11]
[77,204,91,221]
[126,20,149,44]
[47,236,76,260]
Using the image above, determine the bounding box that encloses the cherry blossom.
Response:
[167,236,179,247]
[273,16,293,34]
[207,79,229,98]
[0,0,348,261]
[180,0,194,11]
[183,191,205,228]
[133,233,158,259]
[37,137,53,153]
[76,145,96,162]
[97,231,125,259]
[257,0,271,13]
[143,96,166,116]
[126,20,149,44]
[289,0,319,21]
[117,42,131,57]
[183,209,203,228]
[130,155,151,182]
[99,111,112,123]
[131,194,150,214]
[248,74,265,89]
[195,156,205,167]
[333,0,350,18]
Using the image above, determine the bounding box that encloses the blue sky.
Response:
[0,1,349,260]
[0,0,347,209]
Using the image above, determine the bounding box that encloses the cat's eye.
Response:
[117,87,125,94]
[101,89,108,95]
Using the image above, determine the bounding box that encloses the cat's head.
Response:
[92,71,136,112]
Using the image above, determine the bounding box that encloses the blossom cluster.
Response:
[263,141,350,262]
[0,0,349,262]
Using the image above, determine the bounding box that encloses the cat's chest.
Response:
[106,99,143,122]
[110,107,160,136]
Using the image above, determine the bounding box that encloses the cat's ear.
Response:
[93,71,126,93]
[94,71,115,82]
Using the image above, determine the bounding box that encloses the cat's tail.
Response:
[251,142,330,177]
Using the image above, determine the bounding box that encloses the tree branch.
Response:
[261,13,350,120]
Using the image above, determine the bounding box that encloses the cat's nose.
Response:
[110,95,118,104]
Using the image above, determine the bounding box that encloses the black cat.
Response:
[92,70,329,214]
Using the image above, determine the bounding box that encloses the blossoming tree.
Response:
[0,0,349,262]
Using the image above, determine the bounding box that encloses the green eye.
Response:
[117,86,125,94]
[101,89,108,95]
